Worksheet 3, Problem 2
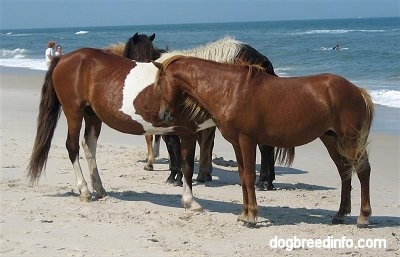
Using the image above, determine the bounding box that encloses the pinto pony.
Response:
[27,48,204,200]
[155,56,374,227]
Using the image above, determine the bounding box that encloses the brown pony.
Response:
[155,56,374,227]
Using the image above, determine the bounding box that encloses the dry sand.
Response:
[1,68,399,256]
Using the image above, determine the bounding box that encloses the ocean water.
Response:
[1,17,399,109]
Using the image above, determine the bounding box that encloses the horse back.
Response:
[51,48,147,132]
[52,48,134,102]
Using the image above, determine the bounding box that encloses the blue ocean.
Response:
[1,17,399,109]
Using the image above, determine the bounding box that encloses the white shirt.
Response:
[45,47,54,67]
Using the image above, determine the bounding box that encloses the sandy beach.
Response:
[1,67,399,256]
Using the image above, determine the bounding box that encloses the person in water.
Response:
[333,44,340,50]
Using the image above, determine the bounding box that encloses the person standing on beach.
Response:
[45,41,56,67]
[55,45,62,56]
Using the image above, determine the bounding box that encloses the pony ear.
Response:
[132,32,139,43]
[152,61,162,69]
[150,33,155,41]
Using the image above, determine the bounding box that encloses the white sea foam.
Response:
[75,31,88,35]
[1,48,27,58]
[1,32,32,37]
[370,89,400,109]
[0,58,47,71]
[292,29,386,36]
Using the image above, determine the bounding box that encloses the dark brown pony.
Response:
[104,32,158,62]
[155,56,374,227]
[104,32,170,174]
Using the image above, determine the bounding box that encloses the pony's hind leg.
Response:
[153,135,161,158]
[144,135,155,170]
[355,153,371,228]
[82,111,106,199]
[65,111,91,201]
[163,135,183,186]
[322,129,372,227]
[256,145,275,191]
[320,135,352,224]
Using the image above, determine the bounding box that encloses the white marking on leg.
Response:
[182,178,203,211]
[72,158,91,199]
[119,62,175,134]
[182,179,193,209]
[82,127,105,197]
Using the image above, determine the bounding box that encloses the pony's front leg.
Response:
[233,140,258,226]
[82,116,106,199]
[180,136,202,211]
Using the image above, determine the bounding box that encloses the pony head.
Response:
[123,32,158,62]
[153,58,180,122]
[154,56,211,124]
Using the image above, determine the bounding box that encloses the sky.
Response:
[0,0,399,30]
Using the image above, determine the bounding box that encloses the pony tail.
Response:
[275,147,295,167]
[337,88,374,175]
[27,57,62,185]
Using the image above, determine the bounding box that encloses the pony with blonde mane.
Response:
[156,56,374,227]
[156,37,293,189]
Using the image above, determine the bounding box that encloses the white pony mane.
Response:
[156,36,243,63]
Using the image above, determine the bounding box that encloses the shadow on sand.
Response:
[48,160,398,228]
[50,188,399,228]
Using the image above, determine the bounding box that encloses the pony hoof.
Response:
[237,216,257,228]
[357,222,369,228]
[79,195,93,202]
[243,221,257,228]
[173,179,183,187]
[189,202,203,212]
[357,217,369,228]
[237,213,257,227]
[95,192,107,199]
[143,164,153,171]
[255,181,275,191]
